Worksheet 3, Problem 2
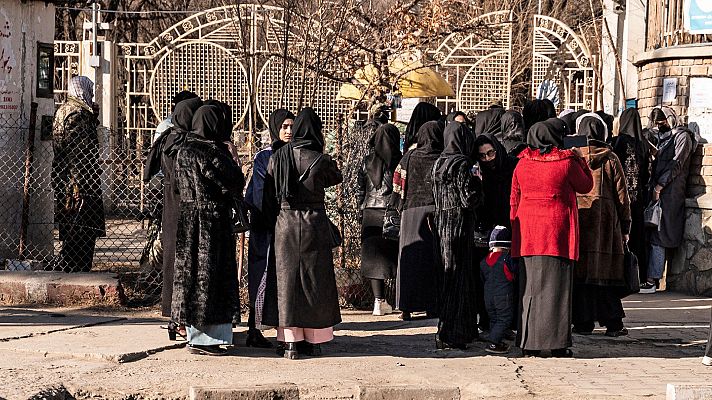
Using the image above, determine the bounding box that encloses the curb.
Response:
[190,384,299,400]
[667,383,712,400]
[357,385,460,400]
[0,271,125,306]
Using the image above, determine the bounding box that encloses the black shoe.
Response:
[275,341,286,357]
[572,327,593,335]
[246,329,273,348]
[436,336,467,350]
[400,312,412,321]
[167,321,187,341]
[187,344,227,356]
[485,342,510,354]
[605,327,629,337]
[551,348,573,358]
[283,342,298,360]
[297,341,322,356]
[522,349,541,357]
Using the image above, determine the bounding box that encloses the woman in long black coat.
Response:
[432,121,482,349]
[266,108,343,359]
[391,121,445,320]
[611,108,651,281]
[171,105,245,356]
[642,107,696,293]
[358,123,402,316]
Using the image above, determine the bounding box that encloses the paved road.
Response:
[0,292,710,399]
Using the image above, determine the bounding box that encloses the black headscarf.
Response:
[271,107,325,201]
[577,115,607,142]
[499,110,526,152]
[446,111,468,123]
[474,133,508,173]
[413,120,445,155]
[405,102,442,150]
[366,123,402,189]
[474,133,518,229]
[523,100,556,131]
[172,97,203,134]
[268,109,295,151]
[433,121,473,182]
[559,111,577,135]
[171,91,199,112]
[618,108,649,155]
[527,117,566,154]
[474,106,505,136]
[595,111,615,136]
[191,105,223,141]
[203,99,233,142]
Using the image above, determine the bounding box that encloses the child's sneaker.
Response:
[485,342,510,354]
[640,281,656,294]
[703,356,712,366]
[372,299,393,316]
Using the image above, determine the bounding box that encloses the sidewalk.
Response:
[1,291,710,400]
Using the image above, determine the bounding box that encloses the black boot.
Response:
[283,342,298,360]
[246,329,273,348]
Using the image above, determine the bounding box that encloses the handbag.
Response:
[618,243,641,298]
[382,209,401,241]
[231,199,251,234]
[643,199,662,229]
[327,218,342,248]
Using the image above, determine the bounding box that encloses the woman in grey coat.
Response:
[641,107,696,294]
[265,108,343,359]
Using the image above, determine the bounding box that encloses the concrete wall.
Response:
[0,2,56,265]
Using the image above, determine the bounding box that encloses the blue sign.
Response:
[686,0,712,34]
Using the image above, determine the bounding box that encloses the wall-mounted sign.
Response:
[685,0,712,34]
[662,78,678,103]
[689,77,712,142]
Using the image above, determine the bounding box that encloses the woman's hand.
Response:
[653,185,663,201]
[623,234,629,243]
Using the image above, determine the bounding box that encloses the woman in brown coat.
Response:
[572,113,631,337]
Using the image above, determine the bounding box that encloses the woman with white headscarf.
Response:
[50,76,106,273]
[641,107,696,294]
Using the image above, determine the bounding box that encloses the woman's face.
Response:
[478,143,497,167]
[279,118,294,142]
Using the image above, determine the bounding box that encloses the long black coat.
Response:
[266,148,343,329]
[171,136,244,329]
[52,98,106,240]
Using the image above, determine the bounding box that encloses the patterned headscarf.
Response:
[68,76,94,108]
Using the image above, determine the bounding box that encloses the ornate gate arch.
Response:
[532,15,597,111]
[428,10,513,113]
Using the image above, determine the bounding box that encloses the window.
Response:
[36,42,53,98]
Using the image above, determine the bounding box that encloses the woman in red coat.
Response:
[510,117,593,357]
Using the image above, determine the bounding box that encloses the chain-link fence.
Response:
[0,105,388,310]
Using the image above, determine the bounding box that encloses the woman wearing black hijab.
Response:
[391,121,445,321]
[474,105,505,136]
[172,105,245,356]
[404,102,442,151]
[522,99,556,131]
[244,109,295,348]
[358,123,402,316]
[432,121,483,349]
[143,97,203,333]
[572,115,631,337]
[265,108,343,359]
[611,108,651,280]
[499,111,527,156]
[511,118,593,357]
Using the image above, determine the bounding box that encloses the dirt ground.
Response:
[1,291,710,400]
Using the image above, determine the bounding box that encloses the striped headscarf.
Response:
[68,76,94,108]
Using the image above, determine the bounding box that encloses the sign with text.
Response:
[662,78,678,103]
[685,0,712,34]
[689,77,712,142]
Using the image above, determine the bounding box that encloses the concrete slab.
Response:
[0,307,125,341]
[358,385,460,400]
[190,384,299,400]
[667,383,712,400]
[0,271,125,306]
[0,318,184,363]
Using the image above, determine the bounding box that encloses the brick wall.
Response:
[637,57,712,126]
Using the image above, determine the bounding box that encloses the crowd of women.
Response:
[146,86,697,358]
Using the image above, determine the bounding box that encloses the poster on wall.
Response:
[689,77,712,143]
[662,78,678,103]
[0,6,19,111]
[685,0,712,34]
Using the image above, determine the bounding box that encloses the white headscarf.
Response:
[558,109,575,119]
[68,76,94,108]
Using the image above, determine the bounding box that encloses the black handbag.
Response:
[644,199,662,229]
[231,199,251,234]
[618,243,641,298]
[382,209,401,241]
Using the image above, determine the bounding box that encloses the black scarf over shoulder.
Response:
[143,97,203,181]
[404,102,442,150]
[434,121,473,183]
[272,107,324,201]
[268,109,295,151]
[366,123,402,189]
[527,117,566,154]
